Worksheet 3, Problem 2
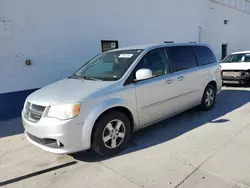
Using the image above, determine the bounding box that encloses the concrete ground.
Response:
[0,86,250,188]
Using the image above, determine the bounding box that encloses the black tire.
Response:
[92,111,131,156]
[200,84,216,111]
[246,79,250,87]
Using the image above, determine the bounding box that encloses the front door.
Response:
[134,48,178,126]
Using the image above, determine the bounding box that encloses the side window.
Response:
[166,46,198,72]
[135,48,169,77]
[193,46,217,65]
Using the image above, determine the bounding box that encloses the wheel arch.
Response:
[81,99,136,150]
[91,106,135,144]
[207,80,217,92]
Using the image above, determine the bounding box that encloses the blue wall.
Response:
[0,89,38,120]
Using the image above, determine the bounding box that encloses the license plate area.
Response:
[223,80,240,84]
[222,71,241,77]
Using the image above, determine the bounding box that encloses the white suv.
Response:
[221,51,250,85]
[22,43,222,156]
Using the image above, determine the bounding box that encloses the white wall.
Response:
[1,0,250,94]
[203,0,250,58]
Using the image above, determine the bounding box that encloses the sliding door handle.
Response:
[177,76,184,81]
[165,79,174,84]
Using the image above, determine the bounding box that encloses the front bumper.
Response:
[22,112,89,154]
[222,74,250,84]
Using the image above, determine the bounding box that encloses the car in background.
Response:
[22,43,221,156]
[221,51,250,85]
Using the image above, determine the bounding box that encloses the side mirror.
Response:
[135,69,153,81]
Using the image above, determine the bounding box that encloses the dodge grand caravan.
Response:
[22,43,222,156]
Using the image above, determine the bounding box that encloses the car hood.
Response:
[220,63,250,71]
[27,78,114,106]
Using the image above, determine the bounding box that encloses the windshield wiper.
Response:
[82,76,102,81]
[69,75,83,79]
[70,75,101,81]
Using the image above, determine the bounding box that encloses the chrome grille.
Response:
[222,71,242,77]
[24,102,46,122]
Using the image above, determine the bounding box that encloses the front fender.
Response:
[81,98,136,149]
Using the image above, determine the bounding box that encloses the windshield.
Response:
[222,53,250,63]
[73,49,143,81]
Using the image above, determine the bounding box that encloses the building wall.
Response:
[0,0,250,119]
[204,0,250,58]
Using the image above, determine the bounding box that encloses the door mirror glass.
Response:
[135,69,153,81]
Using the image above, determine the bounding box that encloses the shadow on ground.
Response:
[0,117,23,138]
[72,88,250,162]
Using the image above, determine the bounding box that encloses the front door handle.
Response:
[165,79,174,84]
[177,76,184,81]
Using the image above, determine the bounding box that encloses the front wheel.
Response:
[200,84,216,111]
[92,111,131,156]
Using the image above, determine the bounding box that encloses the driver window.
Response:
[136,48,169,77]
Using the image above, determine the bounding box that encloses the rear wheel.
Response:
[245,79,250,87]
[200,84,216,111]
[92,111,131,156]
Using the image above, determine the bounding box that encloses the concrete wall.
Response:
[0,0,206,94]
[0,0,250,119]
[204,0,250,58]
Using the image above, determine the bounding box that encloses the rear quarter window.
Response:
[193,46,217,66]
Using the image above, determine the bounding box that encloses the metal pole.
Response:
[199,27,203,43]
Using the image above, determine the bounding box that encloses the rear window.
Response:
[193,46,217,66]
[165,46,198,72]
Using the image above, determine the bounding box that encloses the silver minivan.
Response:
[22,43,222,156]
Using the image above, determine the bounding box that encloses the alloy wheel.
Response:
[102,119,126,149]
[205,88,214,107]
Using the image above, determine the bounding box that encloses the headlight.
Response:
[47,103,81,120]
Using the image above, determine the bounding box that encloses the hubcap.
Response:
[102,119,126,149]
[205,88,214,106]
